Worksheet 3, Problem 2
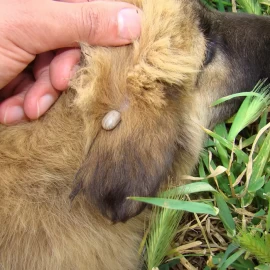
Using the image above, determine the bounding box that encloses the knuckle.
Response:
[78,6,101,42]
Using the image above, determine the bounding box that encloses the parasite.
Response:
[102,110,122,131]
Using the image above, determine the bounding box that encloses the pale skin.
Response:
[0,0,141,125]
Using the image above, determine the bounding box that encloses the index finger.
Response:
[54,0,115,3]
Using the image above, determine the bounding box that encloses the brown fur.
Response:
[70,0,207,222]
[0,0,270,269]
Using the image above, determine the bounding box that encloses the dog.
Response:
[0,0,269,269]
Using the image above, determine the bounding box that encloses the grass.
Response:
[130,1,270,269]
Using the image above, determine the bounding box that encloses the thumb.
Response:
[25,1,142,54]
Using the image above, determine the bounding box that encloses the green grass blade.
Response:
[260,0,270,7]
[242,135,257,148]
[129,197,219,215]
[219,249,246,270]
[217,243,240,268]
[216,140,230,168]
[214,123,228,138]
[202,127,249,163]
[237,0,262,14]
[218,0,225,11]
[228,86,270,141]
[228,96,253,141]
[248,176,265,192]
[215,193,236,237]
[231,256,256,269]
[160,182,217,197]
[142,192,184,269]
[258,110,268,130]
[250,129,270,184]
[255,265,270,270]
[266,200,270,232]
[211,92,264,107]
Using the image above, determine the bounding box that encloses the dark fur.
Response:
[202,6,270,93]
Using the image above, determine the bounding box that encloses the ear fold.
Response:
[68,0,207,222]
[70,107,180,222]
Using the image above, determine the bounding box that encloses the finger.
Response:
[0,78,34,125]
[54,0,115,3]
[0,71,31,101]
[33,52,55,80]
[54,0,96,2]
[24,1,141,54]
[24,53,61,120]
[50,48,81,91]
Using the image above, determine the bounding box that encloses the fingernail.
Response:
[37,94,55,118]
[118,9,141,40]
[4,106,25,124]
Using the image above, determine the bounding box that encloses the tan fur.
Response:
[70,0,207,222]
[0,0,233,269]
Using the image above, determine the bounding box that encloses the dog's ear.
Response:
[69,0,207,222]
[70,72,205,222]
[70,101,183,222]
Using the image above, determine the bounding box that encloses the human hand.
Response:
[0,0,141,124]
